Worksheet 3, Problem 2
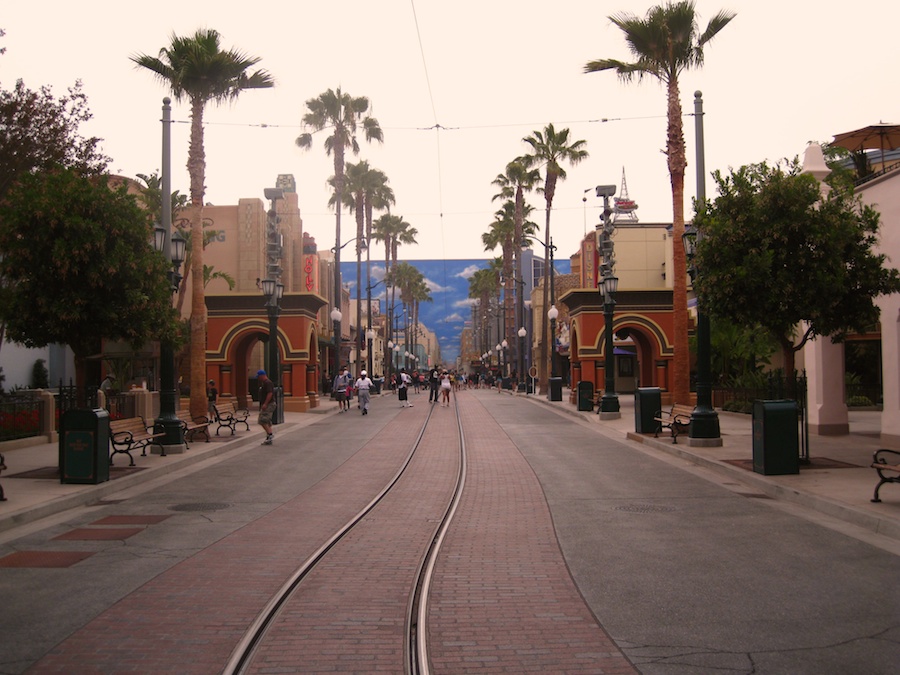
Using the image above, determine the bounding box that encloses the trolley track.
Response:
[224,396,466,674]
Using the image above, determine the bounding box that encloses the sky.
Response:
[3,1,898,266]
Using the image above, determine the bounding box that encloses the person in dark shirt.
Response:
[257,369,276,445]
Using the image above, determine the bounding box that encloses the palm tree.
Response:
[585,1,735,405]
[492,159,541,372]
[132,29,274,418]
[330,161,395,375]
[372,214,416,374]
[296,88,383,380]
[468,265,502,366]
[521,124,588,390]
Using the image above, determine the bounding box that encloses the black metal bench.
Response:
[870,449,900,503]
[654,404,694,444]
[109,417,165,466]
[0,452,6,501]
[213,401,250,436]
[178,403,210,447]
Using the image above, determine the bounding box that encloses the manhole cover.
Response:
[169,502,231,512]
[613,504,677,514]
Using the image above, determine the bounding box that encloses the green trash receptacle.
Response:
[635,387,662,433]
[548,377,563,402]
[59,409,110,484]
[577,381,594,411]
[752,400,799,475]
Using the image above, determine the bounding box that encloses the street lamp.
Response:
[331,306,342,383]
[152,97,186,455]
[683,225,721,442]
[261,279,285,424]
[686,90,722,446]
[547,304,561,401]
[526,235,558,398]
[366,327,376,376]
[600,274,620,416]
[501,339,509,378]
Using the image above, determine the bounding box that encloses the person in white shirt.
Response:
[398,368,413,408]
[354,370,374,415]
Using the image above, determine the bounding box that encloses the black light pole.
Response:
[600,274,620,416]
[153,97,186,454]
[261,279,284,424]
[688,91,722,444]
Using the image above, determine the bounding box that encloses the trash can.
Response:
[577,381,594,411]
[548,377,563,402]
[502,377,512,390]
[752,399,799,475]
[635,387,662,433]
[59,409,110,484]
[373,378,383,395]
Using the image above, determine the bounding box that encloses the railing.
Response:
[0,393,44,442]
[713,372,809,462]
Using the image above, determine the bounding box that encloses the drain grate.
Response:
[169,502,231,512]
[613,504,677,514]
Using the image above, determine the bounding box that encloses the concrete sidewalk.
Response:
[523,388,900,543]
[1,390,898,544]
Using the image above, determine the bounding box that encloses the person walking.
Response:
[206,379,218,418]
[333,368,351,413]
[429,366,440,403]
[398,368,413,408]
[355,370,373,415]
[440,370,452,406]
[257,369,276,445]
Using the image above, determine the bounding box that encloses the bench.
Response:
[213,401,251,436]
[654,404,694,444]
[0,452,6,501]
[178,415,210,448]
[870,449,900,503]
[109,417,165,466]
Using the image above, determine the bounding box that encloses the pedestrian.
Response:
[398,368,413,408]
[257,369,276,445]
[333,368,351,412]
[440,370,452,406]
[355,370,373,415]
[429,366,440,403]
[207,379,218,418]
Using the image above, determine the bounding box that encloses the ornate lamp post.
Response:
[517,327,527,392]
[366,327,376,376]
[600,273,620,416]
[683,226,721,443]
[261,278,285,424]
[152,223,186,453]
[330,306,343,383]
[152,97,186,455]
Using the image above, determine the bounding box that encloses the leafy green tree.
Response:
[521,124,588,387]
[585,0,735,404]
[0,168,178,393]
[0,79,109,201]
[31,358,49,389]
[132,28,274,418]
[693,160,900,376]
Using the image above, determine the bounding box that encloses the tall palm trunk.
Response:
[514,187,524,375]
[188,97,207,419]
[333,142,344,377]
[667,77,690,405]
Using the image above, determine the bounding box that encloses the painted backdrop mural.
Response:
[341,258,570,365]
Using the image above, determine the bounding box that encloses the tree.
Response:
[468,265,502,363]
[693,160,900,376]
[585,0,735,404]
[492,159,541,368]
[296,88,383,378]
[521,124,588,389]
[132,28,274,418]
[0,79,109,202]
[0,168,178,395]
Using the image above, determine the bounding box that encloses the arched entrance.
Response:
[205,293,326,413]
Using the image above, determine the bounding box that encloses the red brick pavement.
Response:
[246,401,461,673]
[425,394,637,674]
[30,406,429,674]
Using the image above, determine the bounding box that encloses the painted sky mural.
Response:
[341,259,570,365]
